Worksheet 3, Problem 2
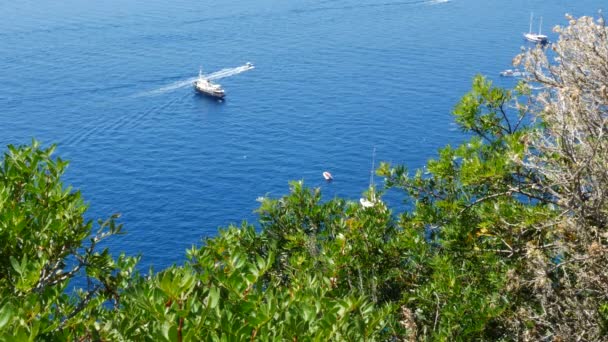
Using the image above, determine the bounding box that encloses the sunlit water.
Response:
[1,0,604,268]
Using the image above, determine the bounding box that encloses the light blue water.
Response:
[1,0,604,268]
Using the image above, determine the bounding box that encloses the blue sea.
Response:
[1,0,604,269]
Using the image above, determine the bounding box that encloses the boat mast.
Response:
[539,16,543,35]
[359,147,379,207]
[369,147,376,189]
[529,12,533,34]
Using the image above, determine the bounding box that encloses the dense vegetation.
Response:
[1,14,606,341]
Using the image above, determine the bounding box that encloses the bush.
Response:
[0,141,137,340]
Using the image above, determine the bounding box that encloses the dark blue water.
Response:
[1,0,604,268]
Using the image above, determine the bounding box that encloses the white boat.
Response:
[360,148,380,208]
[193,68,225,98]
[499,69,528,77]
[523,13,548,44]
[359,196,375,208]
[323,171,333,181]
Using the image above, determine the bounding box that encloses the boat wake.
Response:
[135,77,198,97]
[61,93,188,147]
[134,63,254,97]
[205,64,254,81]
[290,0,450,14]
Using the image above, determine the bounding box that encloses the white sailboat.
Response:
[523,13,548,44]
[360,148,379,208]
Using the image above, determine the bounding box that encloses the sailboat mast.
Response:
[529,12,533,34]
[539,16,543,35]
[369,147,376,188]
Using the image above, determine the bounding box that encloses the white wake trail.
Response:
[206,65,254,81]
[135,77,198,97]
[135,63,254,97]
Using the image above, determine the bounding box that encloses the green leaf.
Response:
[10,256,22,275]
[0,304,13,330]
[208,285,220,309]
[161,321,172,341]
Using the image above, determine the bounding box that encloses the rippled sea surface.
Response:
[1,0,604,268]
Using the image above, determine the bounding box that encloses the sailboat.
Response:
[360,148,379,208]
[523,13,548,44]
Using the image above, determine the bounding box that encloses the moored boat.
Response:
[524,13,548,44]
[360,147,382,208]
[499,69,528,77]
[323,171,333,181]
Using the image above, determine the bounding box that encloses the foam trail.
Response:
[134,77,197,97]
[206,64,255,81]
[135,64,254,97]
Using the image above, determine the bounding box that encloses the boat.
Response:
[499,69,528,77]
[323,171,333,181]
[359,195,375,208]
[360,148,379,208]
[193,68,225,98]
[523,13,548,44]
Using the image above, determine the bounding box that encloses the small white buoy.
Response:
[323,171,333,181]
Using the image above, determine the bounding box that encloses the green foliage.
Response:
[0,141,138,341]
[453,75,516,138]
[96,223,395,340]
[600,303,608,335]
[256,181,403,304]
[377,75,559,340]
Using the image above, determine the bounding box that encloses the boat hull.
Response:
[193,83,225,99]
[523,33,548,44]
[500,69,528,77]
